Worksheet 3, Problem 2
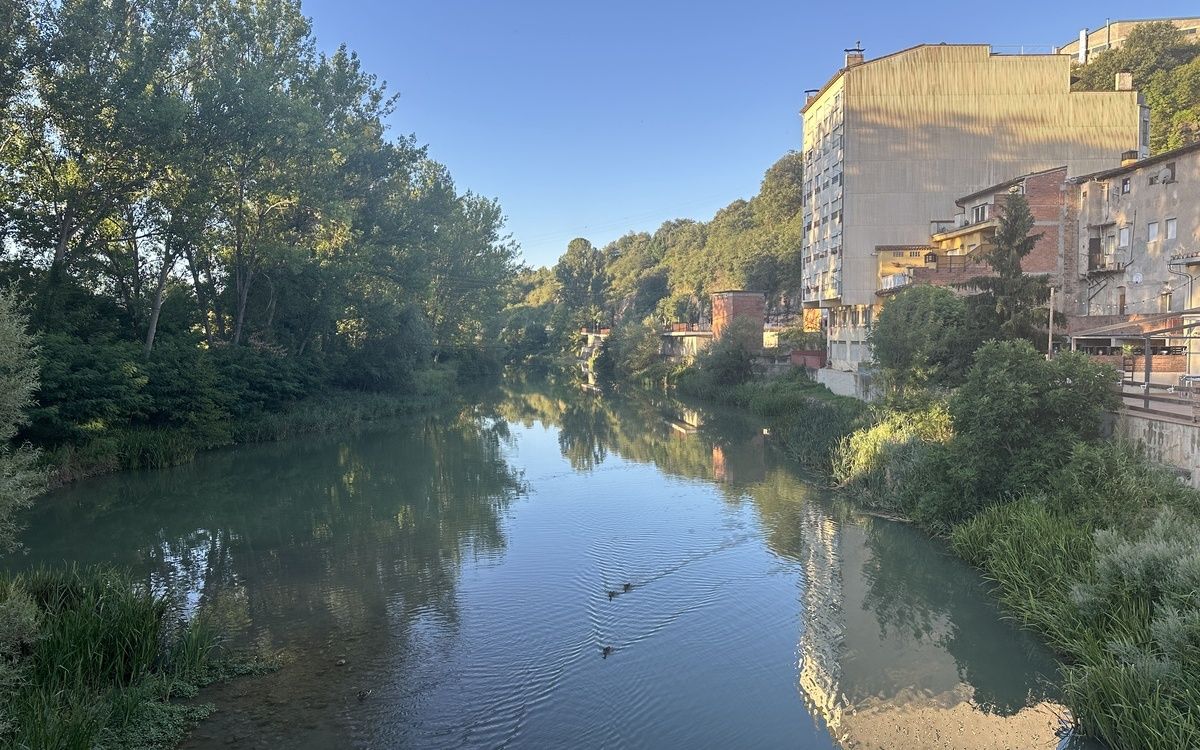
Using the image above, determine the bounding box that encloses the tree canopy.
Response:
[0,0,520,448]
[1074,21,1200,152]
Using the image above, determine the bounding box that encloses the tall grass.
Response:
[950,444,1200,750]
[0,565,238,750]
[830,403,952,510]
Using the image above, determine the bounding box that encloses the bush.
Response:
[27,334,149,444]
[951,446,1200,750]
[141,336,232,448]
[595,317,665,380]
[870,285,982,391]
[334,304,432,392]
[831,403,953,511]
[675,318,759,398]
[910,340,1120,526]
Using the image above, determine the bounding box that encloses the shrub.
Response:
[27,333,149,444]
[944,340,1118,511]
[831,403,953,511]
[595,317,664,380]
[870,285,982,391]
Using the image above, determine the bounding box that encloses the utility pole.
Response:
[1047,286,1055,360]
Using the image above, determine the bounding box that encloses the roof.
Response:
[955,165,1067,206]
[801,44,998,116]
[1071,308,1200,339]
[1059,17,1200,48]
[1069,141,1200,184]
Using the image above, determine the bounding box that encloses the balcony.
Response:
[879,272,912,293]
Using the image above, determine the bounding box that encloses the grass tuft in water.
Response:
[0,565,270,750]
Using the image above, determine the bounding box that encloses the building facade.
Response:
[1058,18,1200,64]
[1066,142,1200,324]
[800,44,1149,372]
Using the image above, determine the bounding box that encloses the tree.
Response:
[871,285,982,391]
[0,291,42,550]
[554,238,609,329]
[1074,22,1200,152]
[970,193,1048,344]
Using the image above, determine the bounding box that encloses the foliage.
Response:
[594,317,665,381]
[0,291,42,550]
[531,150,806,354]
[831,403,953,511]
[0,0,519,493]
[951,446,1200,750]
[674,318,759,398]
[870,286,981,391]
[0,565,265,750]
[1074,21,1200,152]
[945,341,1117,509]
[969,193,1048,344]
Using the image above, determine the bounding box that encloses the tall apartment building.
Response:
[1058,18,1200,64]
[800,44,1148,373]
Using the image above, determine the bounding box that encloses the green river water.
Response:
[13,378,1094,749]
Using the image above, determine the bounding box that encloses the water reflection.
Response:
[8,377,1085,749]
[498,376,1080,749]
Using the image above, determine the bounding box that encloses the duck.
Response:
[622,582,632,593]
[601,645,614,659]
[607,590,617,600]
[356,688,373,702]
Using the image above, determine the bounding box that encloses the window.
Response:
[1167,218,1178,240]
[1119,226,1131,248]
[1118,286,1127,316]
[1161,291,1173,313]
[1148,221,1159,242]
[971,203,989,223]
[1121,177,1131,194]
[1165,162,1177,183]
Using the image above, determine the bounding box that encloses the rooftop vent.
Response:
[1120,150,1139,167]
[804,88,820,104]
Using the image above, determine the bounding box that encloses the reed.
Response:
[0,565,229,750]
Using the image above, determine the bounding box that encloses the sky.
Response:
[299,1,1200,268]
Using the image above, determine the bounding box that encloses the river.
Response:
[13,377,1091,749]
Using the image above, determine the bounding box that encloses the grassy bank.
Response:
[45,368,459,488]
[677,348,1200,749]
[0,565,272,750]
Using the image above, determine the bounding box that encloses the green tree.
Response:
[1074,22,1200,152]
[871,285,982,391]
[970,193,1048,344]
[0,291,42,549]
[554,238,609,329]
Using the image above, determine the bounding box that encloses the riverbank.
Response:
[0,565,274,750]
[44,368,461,489]
[677,362,1200,750]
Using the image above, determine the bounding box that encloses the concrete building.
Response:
[1066,141,1200,324]
[1058,18,1200,64]
[800,43,1149,380]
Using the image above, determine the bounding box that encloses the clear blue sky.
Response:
[300,1,1199,267]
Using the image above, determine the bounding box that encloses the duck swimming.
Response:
[622,582,632,593]
[607,590,617,600]
[601,645,614,658]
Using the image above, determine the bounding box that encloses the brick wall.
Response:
[711,292,765,351]
[1020,168,1068,277]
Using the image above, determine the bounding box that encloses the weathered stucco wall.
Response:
[1115,411,1200,487]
